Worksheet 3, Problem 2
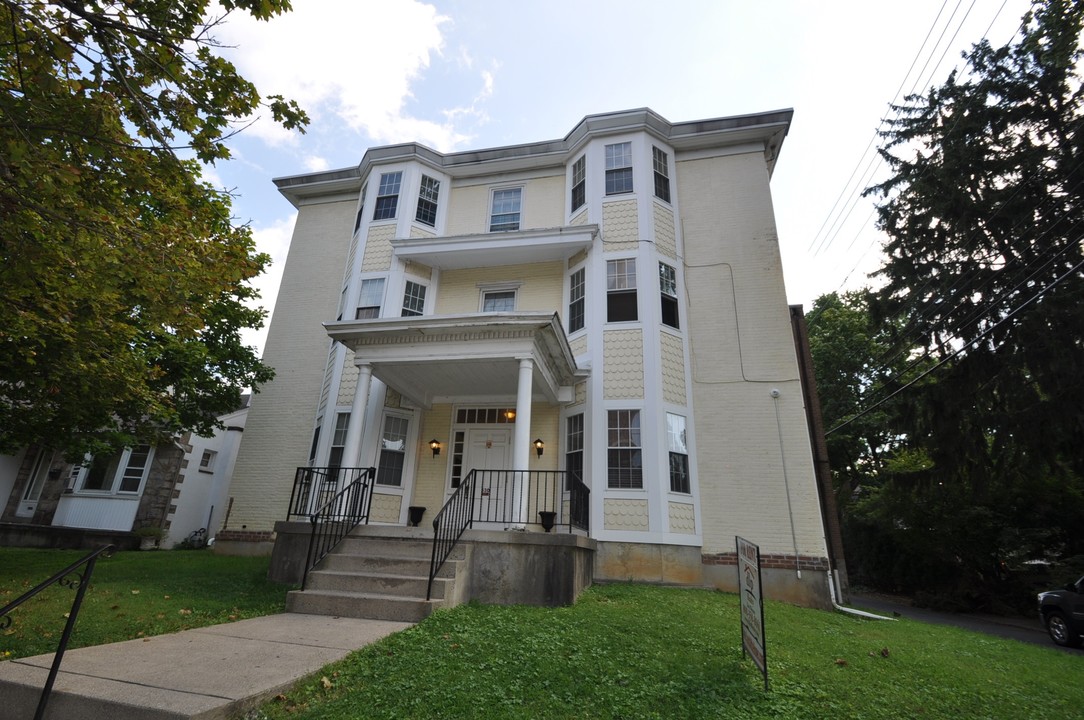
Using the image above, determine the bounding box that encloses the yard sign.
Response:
[736,536,768,690]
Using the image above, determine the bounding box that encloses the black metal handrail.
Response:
[426,469,591,600]
[427,470,477,601]
[0,544,115,720]
[302,467,375,589]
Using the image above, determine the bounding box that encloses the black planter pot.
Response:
[538,510,556,533]
[408,506,426,527]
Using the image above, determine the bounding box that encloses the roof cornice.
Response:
[274,107,793,207]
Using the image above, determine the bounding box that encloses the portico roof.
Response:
[325,312,587,410]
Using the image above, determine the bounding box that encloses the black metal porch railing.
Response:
[288,466,361,520]
[427,469,590,600]
[0,544,115,720]
[301,467,375,589]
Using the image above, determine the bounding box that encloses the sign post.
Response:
[736,536,768,691]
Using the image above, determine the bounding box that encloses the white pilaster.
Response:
[513,358,534,524]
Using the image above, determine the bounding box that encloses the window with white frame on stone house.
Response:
[607,409,642,489]
[74,445,154,494]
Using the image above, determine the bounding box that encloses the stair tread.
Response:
[309,569,446,581]
[290,588,439,603]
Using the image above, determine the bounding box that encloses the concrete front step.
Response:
[319,553,456,578]
[334,535,462,561]
[286,589,443,623]
[304,569,451,599]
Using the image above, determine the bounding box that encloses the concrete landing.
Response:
[0,613,412,720]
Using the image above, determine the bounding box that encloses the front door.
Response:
[465,428,512,524]
[15,449,53,518]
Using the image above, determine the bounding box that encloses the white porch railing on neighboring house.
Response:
[52,494,140,531]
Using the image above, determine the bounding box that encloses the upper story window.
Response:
[659,262,679,329]
[401,280,427,317]
[482,289,516,312]
[568,267,585,333]
[356,278,386,319]
[571,155,586,212]
[605,142,633,195]
[372,171,402,221]
[199,449,217,473]
[415,175,440,226]
[490,188,522,232]
[353,183,367,233]
[652,146,671,202]
[606,258,637,322]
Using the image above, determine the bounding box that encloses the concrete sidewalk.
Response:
[0,613,412,720]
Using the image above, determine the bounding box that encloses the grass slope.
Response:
[253,584,1082,720]
[1,548,287,659]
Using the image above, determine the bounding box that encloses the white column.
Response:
[513,358,534,526]
[342,363,373,469]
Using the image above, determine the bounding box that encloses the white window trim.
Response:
[566,263,587,336]
[199,449,217,474]
[476,281,522,313]
[488,185,525,232]
[72,446,155,496]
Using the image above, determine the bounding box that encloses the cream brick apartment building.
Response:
[220,108,842,608]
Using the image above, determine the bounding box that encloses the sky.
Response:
[202,0,1036,353]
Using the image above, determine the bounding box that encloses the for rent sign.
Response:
[736,536,768,690]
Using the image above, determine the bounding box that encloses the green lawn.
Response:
[0,547,288,660]
[251,584,1082,720]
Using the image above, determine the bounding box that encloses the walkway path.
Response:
[0,613,412,720]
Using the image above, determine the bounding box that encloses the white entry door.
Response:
[464,428,512,523]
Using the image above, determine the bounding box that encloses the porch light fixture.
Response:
[429,439,441,457]
[504,409,516,421]
[534,438,545,458]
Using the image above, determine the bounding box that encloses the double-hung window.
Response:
[605,142,633,195]
[415,175,440,226]
[568,267,585,333]
[667,414,690,493]
[376,415,409,487]
[490,188,522,232]
[372,171,402,221]
[659,262,679,329]
[571,156,586,212]
[607,410,642,489]
[199,450,217,473]
[652,146,671,202]
[482,289,516,312]
[356,278,386,319]
[328,413,350,467]
[565,413,584,490]
[401,281,427,317]
[606,258,638,322]
[353,184,367,233]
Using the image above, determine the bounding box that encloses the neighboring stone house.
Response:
[0,399,248,549]
[220,108,844,608]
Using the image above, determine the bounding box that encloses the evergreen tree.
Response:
[861,0,1084,602]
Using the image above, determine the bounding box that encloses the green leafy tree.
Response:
[0,1,308,458]
[859,0,1084,604]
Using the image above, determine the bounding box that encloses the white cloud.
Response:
[214,0,467,150]
[303,155,329,172]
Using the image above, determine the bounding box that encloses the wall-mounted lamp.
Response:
[504,409,516,421]
[429,439,441,457]
[534,438,545,458]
